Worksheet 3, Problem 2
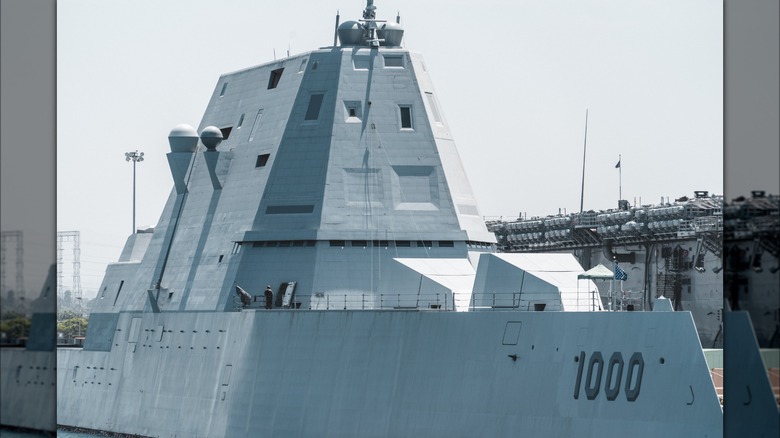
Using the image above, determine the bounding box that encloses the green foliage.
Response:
[57,317,88,339]
[0,314,31,343]
[58,309,82,321]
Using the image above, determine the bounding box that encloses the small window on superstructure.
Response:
[256,153,270,168]
[237,114,245,129]
[298,58,308,72]
[268,68,284,89]
[220,82,228,97]
[344,101,362,122]
[219,126,233,140]
[311,61,319,71]
[399,105,413,129]
[383,55,404,68]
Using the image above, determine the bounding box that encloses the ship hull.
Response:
[57,309,722,437]
[0,348,56,432]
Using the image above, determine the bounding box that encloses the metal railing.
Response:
[236,291,604,312]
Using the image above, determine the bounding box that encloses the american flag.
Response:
[614,263,628,281]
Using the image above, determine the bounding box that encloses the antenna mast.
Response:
[579,109,588,214]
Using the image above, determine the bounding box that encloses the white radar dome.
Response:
[200,126,223,151]
[168,124,199,153]
[378,22,404,47]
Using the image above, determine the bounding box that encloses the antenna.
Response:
[334,10,340,46]
[579,109,588,214]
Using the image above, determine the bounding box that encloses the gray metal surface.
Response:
[58,308,722,437]
[54,3,727,436]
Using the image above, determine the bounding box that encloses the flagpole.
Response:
[579,109,588,214]
[618,153,622,201]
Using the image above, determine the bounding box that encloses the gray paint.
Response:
[58,307,721,437]
[55,8,725,436]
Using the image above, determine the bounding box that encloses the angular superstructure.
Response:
[88,9,494,318]
[57,4,730,437]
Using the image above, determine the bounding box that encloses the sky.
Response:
[56,0,723,299]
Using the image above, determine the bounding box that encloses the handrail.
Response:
[237,291,607,312]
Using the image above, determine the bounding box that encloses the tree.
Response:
[57,317,88,340]
[0,314,31,343]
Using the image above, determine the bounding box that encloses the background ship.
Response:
[487,190,779,350]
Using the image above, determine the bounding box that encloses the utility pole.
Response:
[125,150,145,234]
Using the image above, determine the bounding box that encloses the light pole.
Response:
[125,150,144,234]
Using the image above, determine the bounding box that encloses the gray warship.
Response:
[57,3,726,436]
[0,264,57,433]
[488,190,779,350]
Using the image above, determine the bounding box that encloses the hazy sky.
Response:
[57,0,723,298]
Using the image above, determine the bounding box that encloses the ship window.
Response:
[311,61,319,71]
[416,240,432,248]
[256,154,270,168]
[329,240,346,247]
[383,55,404,68]
[372,240,389,247]
[399,105,413,129]
[352,240,367,247]
[438,241,454,247]
[219,82,228,97]
[344,101,362,122]
[249,109,264,141]
[425,92,442,123]
[298,58,308,72]
[292,240,304,247]
[219,126,232,140]
[395,240,411,247]
[218,255,224,263]
[305,93,325,120]
[237,114,245,128]
[306,240,316,246]
[268,68,284,89]
[231,242,242,254]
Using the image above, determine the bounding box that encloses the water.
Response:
[0,429,108,438]
[0,429,51,438]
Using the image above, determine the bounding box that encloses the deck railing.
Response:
[236,291,603,312]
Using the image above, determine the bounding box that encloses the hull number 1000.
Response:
[573,351,644,402]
